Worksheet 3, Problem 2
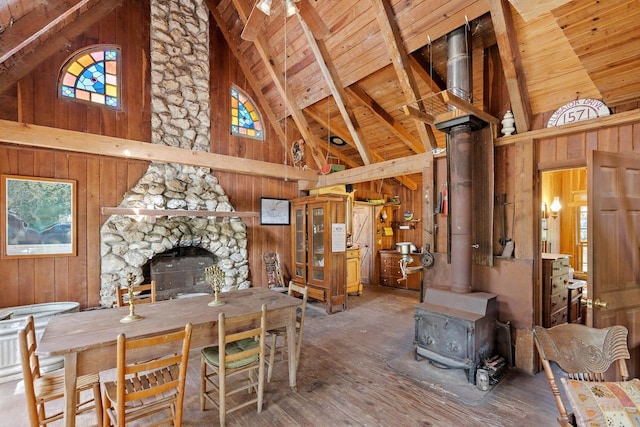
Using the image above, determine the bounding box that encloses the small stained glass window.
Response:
[58,45,121,108]
[231,86,264,140]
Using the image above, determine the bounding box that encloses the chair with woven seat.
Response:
[200,304,267,427]
[265,282,308,383]
[18,315,103,427]
[101,323,192,426]
[533,323,630,427]
[115,280,157,307]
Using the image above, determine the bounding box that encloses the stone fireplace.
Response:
[99,0,250,307]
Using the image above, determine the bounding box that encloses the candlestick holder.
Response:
[120,273,144,323]
[205,265,225,306]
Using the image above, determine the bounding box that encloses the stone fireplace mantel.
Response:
[101,207,259,218]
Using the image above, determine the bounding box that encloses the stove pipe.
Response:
[446,26,472,103]
[447,26,472,294]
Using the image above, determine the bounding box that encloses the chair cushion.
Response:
[201,338,259,369]
[562,377,640,426]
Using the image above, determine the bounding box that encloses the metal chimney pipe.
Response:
[446,26,472,102]
[447,25,473,294]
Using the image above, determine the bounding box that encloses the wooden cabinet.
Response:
[346,247,362,295]
[542,254,570,327]
[379,250,421,291]
[291,195,347,314]
[567,280,586,324]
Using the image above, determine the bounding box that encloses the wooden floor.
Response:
[1,285,560,426]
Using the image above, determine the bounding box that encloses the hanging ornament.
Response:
[291,139,306,169]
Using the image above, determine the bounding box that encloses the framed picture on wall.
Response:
[1,175,77,258]
[260,197,290,225]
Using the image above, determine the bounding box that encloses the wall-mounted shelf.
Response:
[392,219,420,230]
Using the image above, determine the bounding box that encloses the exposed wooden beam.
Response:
[207,1,289,161]
[401,105,435,124]
[495,109,640,146]
[409,54,446,93]
[347,85,424,155]
[299,152,430,191]
[239,2,269,41]
[300,109,361,169]
[1,0,91,63]
[228,0,326,170]
[489,0,532,133]
[0,119,318,183]
[437,90,499,126]
[508,0,571,21]
[0,0,122,94]
[304,105,418,190]
[297,0,330,40]
[370,0,437,151]
[297,14,374,165]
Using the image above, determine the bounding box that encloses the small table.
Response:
[562,377,640,426]
[37,287,301,427]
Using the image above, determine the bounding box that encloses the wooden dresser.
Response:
[542,253,570,327]
[379,250,421,291]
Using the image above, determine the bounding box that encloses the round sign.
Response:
[546,98,609,127]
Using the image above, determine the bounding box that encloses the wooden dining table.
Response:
[36,287,302,427]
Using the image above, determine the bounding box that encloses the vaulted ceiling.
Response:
[1,0,639,189]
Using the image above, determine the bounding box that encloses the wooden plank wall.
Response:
[352,178,424,251]
[496,103,640,268]
[0,0,298,309]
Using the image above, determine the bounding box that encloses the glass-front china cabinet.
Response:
[291,195,347,314]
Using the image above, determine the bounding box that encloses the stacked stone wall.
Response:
[99,0,249,307]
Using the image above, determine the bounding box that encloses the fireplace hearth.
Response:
[146,247,215,300]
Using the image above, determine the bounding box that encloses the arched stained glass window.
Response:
[231,86,264,140]
[58,45,121,108]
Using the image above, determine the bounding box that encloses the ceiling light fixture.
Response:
[285,0,298,17]
[256,0,272,15]
[329,135,346,146]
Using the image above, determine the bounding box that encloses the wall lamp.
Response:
[549,196,562,219]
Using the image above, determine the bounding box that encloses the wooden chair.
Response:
[101,323,193,426]
[201,304,267,427]
[265,282,308,383]
[115,279,157,307]
[18,315,103,427]
[533,323,630,427]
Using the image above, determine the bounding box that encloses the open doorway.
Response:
[541,167,588,280]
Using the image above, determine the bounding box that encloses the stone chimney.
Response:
[99,0,249,307]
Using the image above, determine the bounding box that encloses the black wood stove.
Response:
[414,288,497,383]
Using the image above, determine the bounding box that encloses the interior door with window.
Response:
[588,150,640,377]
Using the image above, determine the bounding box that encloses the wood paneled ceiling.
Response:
[1,0,639,188]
